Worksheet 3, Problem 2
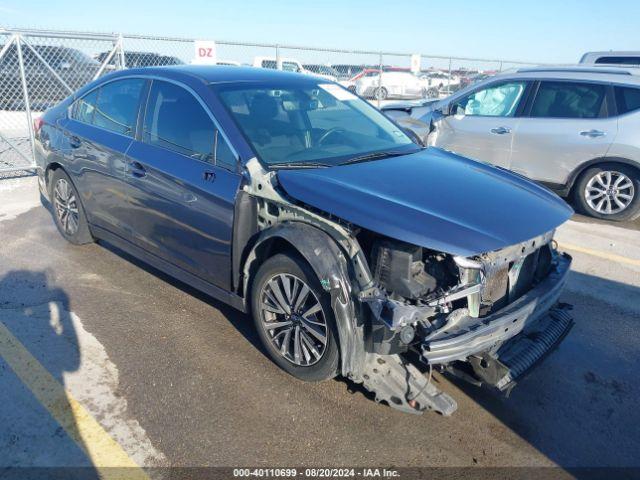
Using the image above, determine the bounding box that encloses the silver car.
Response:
[386,66,640,221]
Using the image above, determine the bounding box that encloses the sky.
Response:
[1,0,639,65]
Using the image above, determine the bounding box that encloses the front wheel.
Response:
[251,253,340,382]
[574,164,640,221]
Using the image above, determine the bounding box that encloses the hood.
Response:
[276,148,573,257]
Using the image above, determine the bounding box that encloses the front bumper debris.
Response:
[421,253,572,364]
[466,304,574,392]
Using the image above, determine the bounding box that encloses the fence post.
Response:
[276,44,282,70]
[447,57,452,96]
[117,34,126,69]
[377,52,383,108]
[15,35,36,164]
[499,60,503,72]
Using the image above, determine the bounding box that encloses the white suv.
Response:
[386,66,640,221]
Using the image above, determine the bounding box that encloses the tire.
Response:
[251,253,340,382]
[374,87,388,100]
[573,163,640,221]
[49,169,94,244]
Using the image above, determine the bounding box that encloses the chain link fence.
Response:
[0,27,549,174]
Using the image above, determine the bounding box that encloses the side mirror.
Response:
[439,103,451,116]
[452,104,466,118]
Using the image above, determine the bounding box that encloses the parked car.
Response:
[35,66,574,415]
[356,71,426,100]
[302,64,339,81]
[580,51,640,66]
[419,71,463,97]
[0,44,99,110]
[253,57,309,74]
[94,51,184,68]
[459,72,495,89]
[339,68,380,92]
[331,64,371,80]
[387,66,640,221]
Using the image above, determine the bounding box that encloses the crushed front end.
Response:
[358,230,573,415]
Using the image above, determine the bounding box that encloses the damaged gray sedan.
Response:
[36,66,574,415]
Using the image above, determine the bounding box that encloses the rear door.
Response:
[124,79,242,290]
[510,80,616,184]
[64,77,146,237]
[434,80,529,168]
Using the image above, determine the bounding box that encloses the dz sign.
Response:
[193,40,217,65]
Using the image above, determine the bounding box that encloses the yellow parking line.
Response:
[558,242,640,268]
[0,320,149,480]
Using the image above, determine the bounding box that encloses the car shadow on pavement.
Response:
[0,270,99,476]
[99,242,265,354]
[446,270,640,471]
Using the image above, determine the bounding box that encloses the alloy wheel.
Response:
[584,170,635,215]
[53,178,80,235]
[258,273,328,367]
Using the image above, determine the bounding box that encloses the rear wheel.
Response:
[574,163,640,221]
[50,169,94,244]
[251,253,340,382]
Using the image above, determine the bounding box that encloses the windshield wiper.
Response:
[269,161,332,169]
[340,150,412,166]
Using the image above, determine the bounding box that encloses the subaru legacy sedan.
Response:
[35,66,574,415]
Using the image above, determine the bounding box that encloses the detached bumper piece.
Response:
[456,305,574,393]
[361,353,457,416]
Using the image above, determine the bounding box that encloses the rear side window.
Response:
[614,86,640,115]
[530,82,605,119]
[143,80,237,170]
[71,79,144,135]
[93,79,145,135]
[72,89,99,124]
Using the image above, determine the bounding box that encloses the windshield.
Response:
[213,82,417,167]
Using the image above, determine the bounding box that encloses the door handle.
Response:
[580,129,606,138]
[128,161,147,178]
[490,126,511,135]
[69,135,82,149]
[202,170,216,182]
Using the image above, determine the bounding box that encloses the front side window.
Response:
[93,79,145,135]
[214,81,417,167]
[530,81,605,119]
[457,81,526,117]
[143,80,236,168]
[614,86,640,115]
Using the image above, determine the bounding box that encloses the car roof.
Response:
[488,65,640,86]
[106,65,326,84]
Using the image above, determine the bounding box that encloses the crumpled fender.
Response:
[243,221,366,379]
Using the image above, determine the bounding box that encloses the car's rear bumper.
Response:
[422,253,572,364]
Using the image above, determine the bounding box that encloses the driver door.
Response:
[433,80,530,168]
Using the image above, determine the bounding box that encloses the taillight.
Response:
[33,117,44,137]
